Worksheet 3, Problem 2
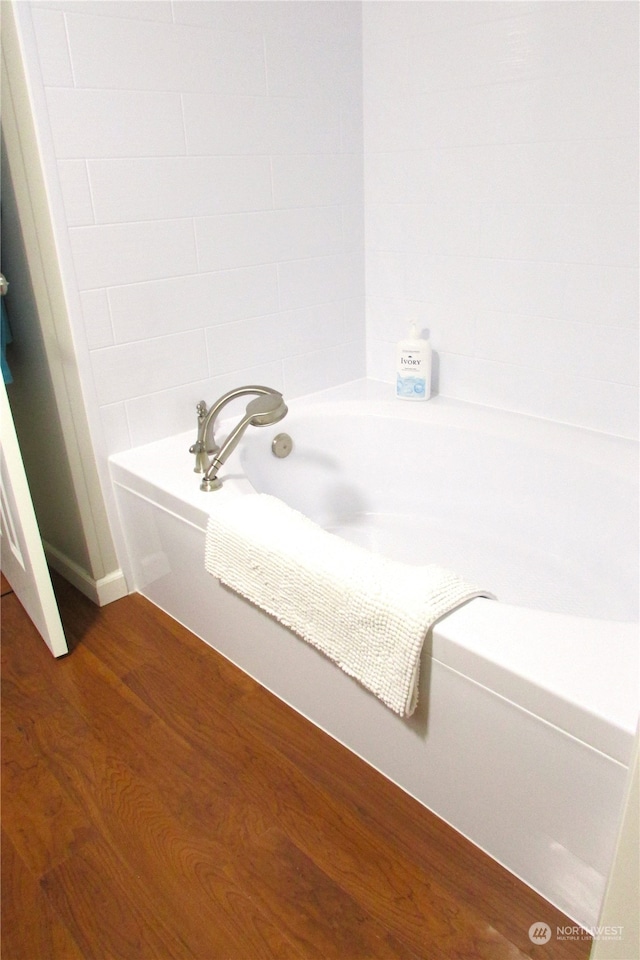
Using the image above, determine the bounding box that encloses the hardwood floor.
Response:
[1,573,592,960]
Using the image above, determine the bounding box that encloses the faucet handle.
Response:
[190,401,220,471]
[190,402,209,470]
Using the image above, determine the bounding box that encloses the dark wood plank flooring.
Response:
[1,573,592,960]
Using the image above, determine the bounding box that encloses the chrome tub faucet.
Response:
[190,385,287,491]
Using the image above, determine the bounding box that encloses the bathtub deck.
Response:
[1,574,592,960]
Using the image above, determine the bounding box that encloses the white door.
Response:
[0,377,67,656]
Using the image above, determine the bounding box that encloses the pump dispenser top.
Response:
[396,323,431,401]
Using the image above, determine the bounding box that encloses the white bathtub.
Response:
[109,379,638,930]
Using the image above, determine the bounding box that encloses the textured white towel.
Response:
[205,494,491,716]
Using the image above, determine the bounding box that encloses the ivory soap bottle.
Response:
[396,323,431,401]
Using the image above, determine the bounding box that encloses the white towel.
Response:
[205,494,491,717]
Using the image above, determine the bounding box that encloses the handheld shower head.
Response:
[200,391,289,490]
[246,393,288,426]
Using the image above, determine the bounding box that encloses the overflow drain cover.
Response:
[271,433,293,458]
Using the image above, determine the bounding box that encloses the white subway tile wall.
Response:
[23,0,639,448]
[44,88,187,158]
[363,1,638,437]
[27,0,365,447]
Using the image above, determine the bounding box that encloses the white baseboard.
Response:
[44,541,129,606]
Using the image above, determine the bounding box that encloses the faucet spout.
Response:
[191,386,287,490]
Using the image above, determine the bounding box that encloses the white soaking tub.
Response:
[109,379,638,930]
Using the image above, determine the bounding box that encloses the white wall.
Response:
[19,0,365,454]
[363,1,639,437]
[12,0,639,463]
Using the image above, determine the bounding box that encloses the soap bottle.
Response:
[396,323,431,401]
